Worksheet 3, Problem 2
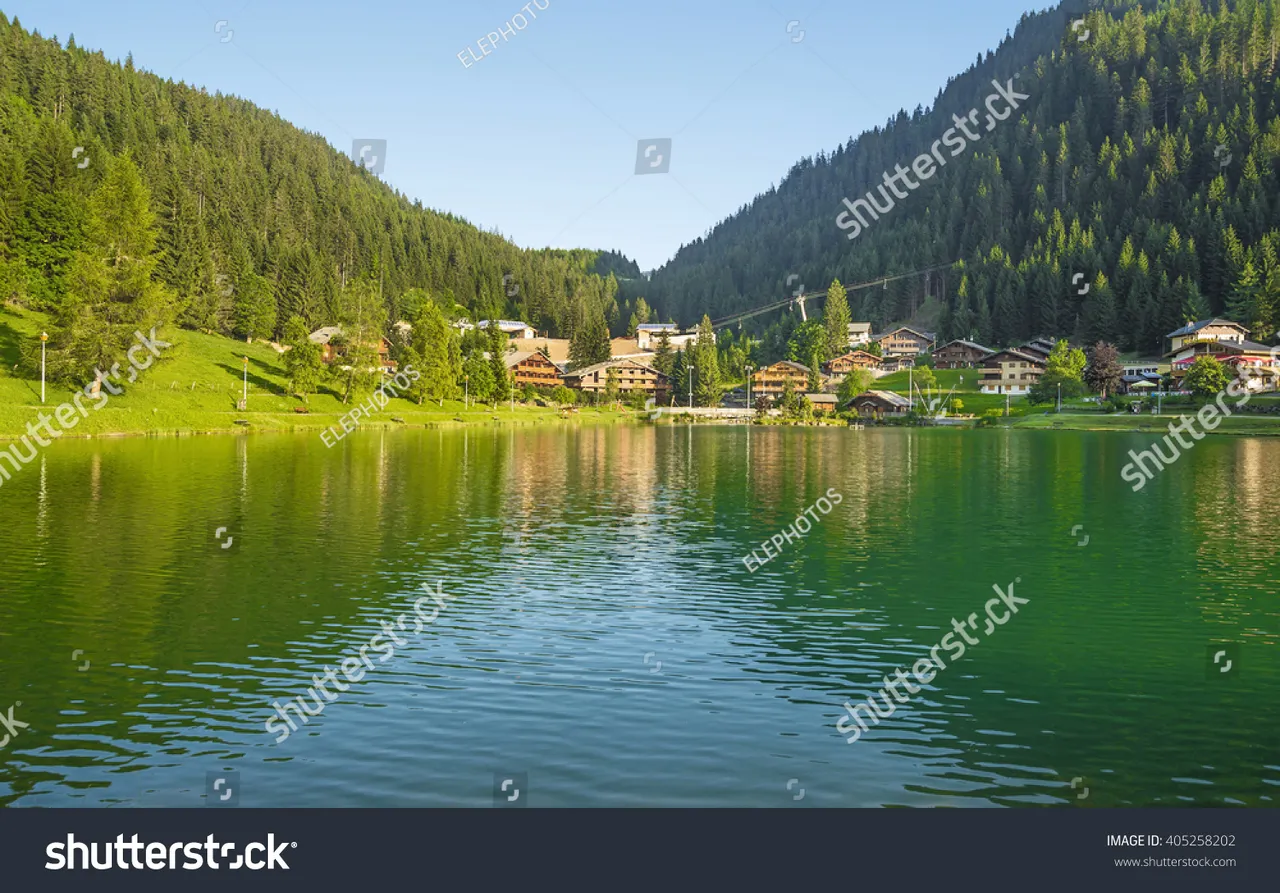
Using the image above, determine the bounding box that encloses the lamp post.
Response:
[243,356,249,406]
[39,331,48,404]
[1057,380,1062,414]
[746,365,754,411]
[689,365,696,409]
[465,374,469,410]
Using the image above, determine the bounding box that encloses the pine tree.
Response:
[50,151,172,381]
[569,296,610,368]
[282,315,323,400]
[487,319,510,403]
[822,278,851,361]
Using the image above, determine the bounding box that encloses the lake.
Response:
[0,425,1276,807]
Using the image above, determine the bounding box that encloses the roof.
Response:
[1165,338,1277,358]
[566,357,665,378]
[805,393,838,404]
[637,323,679,332]
[308,326,344,344]
[985,348,1046,365]
[851,389,912,408]
[502,350,555,369]
[831,350,881,362]
[848,321,873,332]
[1166,318,1248,339]
[936,339,994,354]
[477,319,533,329]
[761,360,812,374]
[873,326,937,342]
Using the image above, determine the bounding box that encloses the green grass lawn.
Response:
[1015,411,1280,435]
[873,367,1033,416]
[0,306,634,440]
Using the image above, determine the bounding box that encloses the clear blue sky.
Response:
[8,0,1042,270]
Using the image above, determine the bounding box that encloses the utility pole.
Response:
[39,332,48,404]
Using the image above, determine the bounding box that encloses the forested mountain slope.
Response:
[635,0,1280,355]
[0,12,631,346]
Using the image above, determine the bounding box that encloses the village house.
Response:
[824,350,882,376]
[563,358,671,402]
[1166,319,1278,389]
[1020,337,1057,362]
[636,323,708,351]
[503,350,562,389]
[877,355,916,374]
[872,326,936,358]
[308,326,395,371]
[980,348,1045,395]
[848,389,912,419]
[933,339,993,369]
[847,322,873,348]
[804,393,838,415]
[752,361,813,399]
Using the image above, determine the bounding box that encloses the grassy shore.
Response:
[0,306,636,440]
[1013,410,1280,435]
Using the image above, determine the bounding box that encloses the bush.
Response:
[551,385,576,406]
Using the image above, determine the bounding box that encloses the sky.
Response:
[7,0,1043,270]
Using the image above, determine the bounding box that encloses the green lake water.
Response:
[0,425,1276,807]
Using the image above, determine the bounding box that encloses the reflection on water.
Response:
[0,426,1276,807]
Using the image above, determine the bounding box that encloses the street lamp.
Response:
[39,331,48,404]
[465,374,469,410]
[1057,380,1062,413]
[243,356,249,407]
[746,365,754,410]
[689,365,696,409]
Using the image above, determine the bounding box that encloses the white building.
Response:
[636,323,710,352]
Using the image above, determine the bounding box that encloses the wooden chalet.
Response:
[503,350,562,388]
[872,326,936,358]
[980,348,1045,395]
[848,389,912,419]
[751,361,813,399]
[564,358,671,401]
[934,339,993,369]
[825,350,882,376]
